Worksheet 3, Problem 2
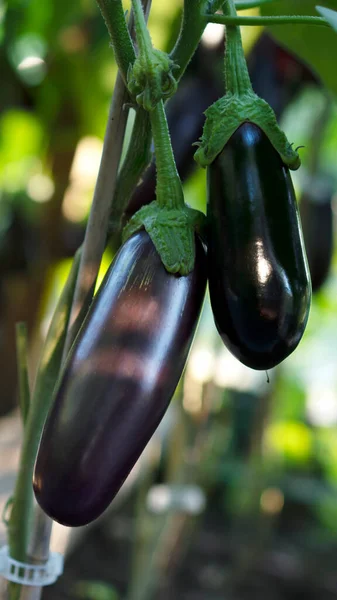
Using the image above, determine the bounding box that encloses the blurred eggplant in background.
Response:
[300,179,335,293]
[248,33,317,119]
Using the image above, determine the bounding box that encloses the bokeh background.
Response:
[1,0,337,598]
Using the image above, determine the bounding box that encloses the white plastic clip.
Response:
[0,546,64,586]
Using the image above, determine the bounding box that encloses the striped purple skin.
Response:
[33,231,207,527]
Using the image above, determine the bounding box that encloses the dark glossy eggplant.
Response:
[300,188,334,293]
[33,231,207,526]
[207,123,311,370]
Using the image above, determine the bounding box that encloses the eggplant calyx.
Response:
[194,93,301,170]
[122,201,205,275]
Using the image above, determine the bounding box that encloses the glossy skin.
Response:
[207,123,311,370]
[300,190,334,293]
[33,231,207,526]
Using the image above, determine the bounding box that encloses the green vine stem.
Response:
[111,0,222,241]
[205,14,330,27]
[108,1,227,246]
[108,1,153,249]
[223,0,253,95]
[128,0,178,110]
[150,101,184,209]
[112,0,182,211]
[131,0,153,56]
[122,0,204,275]
[170,0,223,81]
[109,109,152,245]
[15,323,31,427]
[95,0,135,82]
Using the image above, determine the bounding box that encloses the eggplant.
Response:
[33,231,207,526]
[207,122,311,370]
[300,187,334,293]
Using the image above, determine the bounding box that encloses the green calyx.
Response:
[194,0,300,170]
[194,92,301,170]
[127,50,179,111]
[122,201,205,275]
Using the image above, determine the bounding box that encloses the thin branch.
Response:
[170,0,223,81]
[64,73,130,355]
[15,323,31,426]
[205,13,330,26]
[109,109,152,247]
[96,0,136,82]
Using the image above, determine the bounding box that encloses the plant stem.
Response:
[131,0,153,56]
[205,14,330,27]
[15,323,31,426]
[223,0,253,95]
[17,511,55,600]
[128,0,184,211]
[64,72,130,354]
[150,101,184,209]
[95,0,135,82]
[112,0,223,235]
[108,0,153,247]
[170,0,223,81]
[110,108,152,244]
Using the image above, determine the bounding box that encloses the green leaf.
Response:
[261,0,337,96]
[316,5,337,32]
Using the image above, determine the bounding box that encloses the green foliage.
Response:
[0,110,43,167]
[0,110,44,192]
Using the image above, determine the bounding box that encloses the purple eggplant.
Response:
[207,123,311,370]
[33,231,207,526]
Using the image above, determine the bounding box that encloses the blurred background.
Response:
[1,0,337,598]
